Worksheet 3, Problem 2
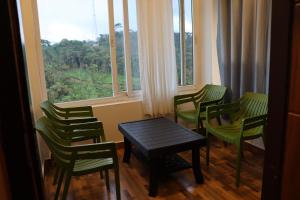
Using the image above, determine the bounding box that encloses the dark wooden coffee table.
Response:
[118,117,206,197]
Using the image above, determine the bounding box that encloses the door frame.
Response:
[0,0,45,199]
[262,0,294,199]
[0,0,295,199]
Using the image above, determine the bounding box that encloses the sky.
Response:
[37,0,193,43]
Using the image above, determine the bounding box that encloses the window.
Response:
[37,0,140,103]
[173,0,194,86]
[128,0,140,90]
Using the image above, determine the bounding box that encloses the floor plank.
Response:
[44,139,263,200]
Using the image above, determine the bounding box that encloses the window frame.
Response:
[109,0,136,97]
[33,0,198,107]
[177,0,194,86]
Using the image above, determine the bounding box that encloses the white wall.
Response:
[92,100,144,142]
[19,0,49,168]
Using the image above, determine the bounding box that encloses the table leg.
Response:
[192,147,204,184]
[149,158,159,197]
[123,137,132,163]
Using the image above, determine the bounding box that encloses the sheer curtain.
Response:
[217,0,272,101]
[193,0,221,87]
[136,0,177,116]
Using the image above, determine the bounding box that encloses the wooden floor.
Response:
[44,139,264,200]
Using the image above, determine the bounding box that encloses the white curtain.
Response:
[136,0,177,116]
[193,0,221,87]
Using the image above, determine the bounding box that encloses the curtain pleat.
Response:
[136,0,177,116]
[217,0,271,101]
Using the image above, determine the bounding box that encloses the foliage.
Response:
[42,31,193,103]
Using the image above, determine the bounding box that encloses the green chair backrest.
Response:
[47,117,106,142]
[232,92,268,121]
[193,84,227,109]
[36,117,115,170]
[36,117,73,167]
[40,100,65,122]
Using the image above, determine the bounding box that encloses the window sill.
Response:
[56,91,142,108]
[55,85,199,108]
[177,84,199,94]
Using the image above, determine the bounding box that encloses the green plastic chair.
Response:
[40,100,97,125]
[174,84,227,131]
[205,92,268,186]
[42,112,107,185]
[40,101,107,185]
[46,118,105,143]
[36,117,121,200]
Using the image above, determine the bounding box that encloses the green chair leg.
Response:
[196,119,204,133]
[236,144,242,187]
[206,132,210,166]
[54,169,65,200]
[105,169,110,191]
[114,167,121,200]
[200,120,204,129]
[216,116,222,125]
[61,172,72,200]
[240,141,244,159]
[196,120,200,133]
[53,167,60,185]
[100,170,104,179]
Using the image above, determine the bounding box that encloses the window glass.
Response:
[173,0,182,85]
[128,0,141,90]
[172,0,193,86]
[37,0,113,103]
[185,0,193,85]
[114,0,127,92]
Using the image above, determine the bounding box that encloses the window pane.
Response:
[37,0,113,103]
[185,0,193,85]
[173,0,182,85]
[128,0,141,90]
[114,0,126,92]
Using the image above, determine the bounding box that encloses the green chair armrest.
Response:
[61,121,103,131]
[64,111,93,118]
[174,92,197,100]
[53,141,115,152]
[70,142,116,152]
[174,96,194,107]
[174,88,205,106]
[206,101,240,119]
[53,142,116,159]
[242,114,268,131]
[195,99,221,119]
[198,98,224,112]
[52,104,92,113]
[51,103,93,118]
[58,117,98,125]
[64,106,93,112]
[76,149,116,160]
[200,99,222,107]
[65,106,93,117]
[54,110,93,119]
[68,130,103,141]
[43,118,104,141]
